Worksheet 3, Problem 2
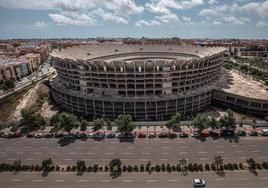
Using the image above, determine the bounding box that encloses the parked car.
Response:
[94,132,105,139]
[192,179,206,187]
[127,132,136,138]
[106,133,116,138]
[34,132,43,138]
[200,132,209,137]
[209,131,219,137]
[115,133,125,138]
[158,132,168,138]
[178,132,188,138]
[54,132,63,138]
[10,132,21,138]
[44,132,54,138]
[148,133,157,138]
[86,133,94,138]
[248,131,258,136]
[191,131,200,137]
[26,133,34,138]
[137,133,146,138]
[236,130,246,136]
[168,132,177,138]
[1,132,10,138]
[220,129,235,137]
[260,129,268,136]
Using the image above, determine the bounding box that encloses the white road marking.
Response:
[142,152,151,155]
[216,146,224,148]
[259,177,268,180]
[257,156,266,159]
[86,152,95,155]
[55,180,64,182]
[78,180,88,183]
[91,147,99,149]
[101,159,109,161]
[16,152,24,155]
[126,147,135,149]
[249,145,257,147]
[74,147,81,149]
[146,180,156,183]
[237,178,248,181]
[238,157,247,159]
[23,147,31,149]
[197,151,207,154]
[122,152,132,155]
[216,151,225,154]
[180,152,189,154]
[162,152,170,155]
[26,158,34,161]
[68,152,77,155]
[121,159,129,161]
[162,146,171,149]
[252,150,260,153]
[33,152,42,155]
[64,159,73,161]
[50,152,59,155]
[167,180,179,182]
[144,147,152,149]
[101,180,111,183]
[235,151,243,153]
[40,147,48,149]
[231,145,238,147]
[7,158,15,161]
[105,152,114,155]
[11,179,22,182]
[123,180,133,183]
[109,147,116,149]
[33,179,43,182]
[215,178,224,181]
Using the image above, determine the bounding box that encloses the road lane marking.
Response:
[7,158,15,161]
[50,152,59,155]
[55,180,64,182]
[216,151,225,154]
[26,158,34,161]
[33,180,43,182]
[121,159,129,161]
[105,152,114,155]
[144,147,152,149]
[40,147,48,149]
[23,147,31,149]
[197,151,207,154]
[11,179,22,182]
[86,152,95,155]
[101,180,111,183]
[238,157,247,159]
[257,156,266,159]
[91,147,99,149]
[123,180,133,183]
[231,145,238,147]
[237,178,248,181]
[167,180,179,182]
[146,180,156,183]
[162,152,170,155]
[259,177,268,180]
[126,147,135,149]
[142,152,151,155]
[16,152,24,155]
[68,152,77,155]
[216,146,224,148]
[252,150,260,153]
[162,146,171,149]
[180,152,189,154]
[78,180,88,183]
[235,151,243,153]
[215,178,224,181]
[249,145,257,147]
[123,152,132,155]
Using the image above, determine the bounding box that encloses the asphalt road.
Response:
[0,171,268,188]
[0,136,268,165]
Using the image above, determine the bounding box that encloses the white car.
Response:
[34,132,43,138]
[192,179,206,187]
[191,131,200,137]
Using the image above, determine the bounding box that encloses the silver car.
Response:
[192,179,206,187]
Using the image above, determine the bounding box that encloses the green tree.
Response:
[76,160,86,172]
[192,115,207,133]
[41,158,53,172]
[92,117,105,131]
[252,119,257,130]
[50,112,80,133]
[105,118,112,131]
[115,114,135,133]
[109,158,122,172]
[246,158,256,171]
[206,117,219,130]
[20,108,46,132]
[219,109,236,130]
[1,79,15,90]
[80,120,88,131]
[214,155,223,172]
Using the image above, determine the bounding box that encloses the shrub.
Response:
[233,163,238,170]
[155,165,160,172]
[140,164,144,172]
[161,164,166,172]
[193,163,199,172]
[105,165,109,172]
[172,165,176,172]
[188,163,193,172]
[127,165,133,172]
[198,164,203,171]
[228,163,234,170]
[71,165,76,172]
[167,164,171,173]
[205,164,210,171]
[224,164,228,170]
[93,164,98,172]
[56,165,60,171]
[256,163,262,170]
[66,165,71,171]
[133,165,139,172]
[211,163,216,171]
[239,163,244,169]
[87,166,92,172]
[150,166,155,172]
[123,165,127,172]
[262,162,268,169]
[99,166,103,171]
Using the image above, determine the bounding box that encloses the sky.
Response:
[0,0,267,39]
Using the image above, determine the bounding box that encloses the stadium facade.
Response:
[50,45,268,120]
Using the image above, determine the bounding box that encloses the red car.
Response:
[201,132,209,137]
[137,133,146,138]
[168,132,177,138]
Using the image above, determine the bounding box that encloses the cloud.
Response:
[155,13,179,23]
[212,20,222,25]
[35,21,47,27]
[222,16,250,25]
[181,16,191,21]
[93,9,128,24]
[256,21,267,27]
[207,0,217,5]
[146,0,204,14]
[48,13,96,26]
[135,20,161,27]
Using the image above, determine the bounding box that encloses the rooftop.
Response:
[216,69,268,100]
[51,44,226,61]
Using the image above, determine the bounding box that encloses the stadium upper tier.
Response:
[51,44,226,61]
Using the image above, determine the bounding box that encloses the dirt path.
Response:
[10,82,40,121]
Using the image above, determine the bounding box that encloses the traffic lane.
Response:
[0,171,268,188]
[0,138,268,165]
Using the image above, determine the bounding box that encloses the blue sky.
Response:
[0,0,267,39]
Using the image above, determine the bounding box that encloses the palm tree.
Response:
[206,117,218,131]
[192,115,207,133]
[219,109,236,130]
[115,114,135,133]
[214,155,223,172]
[92,117,105,131]
[252,119,257,130]
[179,158,187,173]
